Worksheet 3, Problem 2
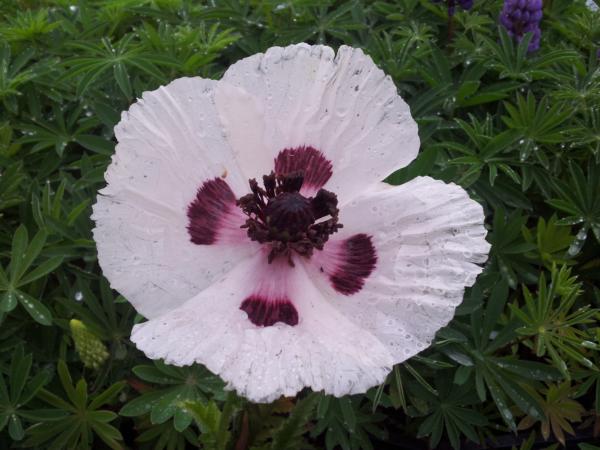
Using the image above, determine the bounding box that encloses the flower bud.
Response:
[70,319,109,369]
[500,0,543,52]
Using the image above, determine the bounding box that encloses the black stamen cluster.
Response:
[237,172,342,265]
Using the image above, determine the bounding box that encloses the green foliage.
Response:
[511,266,599,379]
[120,360,225,431]
[312,395,387,449]
[416,375,488,449]
[438,274,560,432]
[0,44,37,111]
[133,417,198,450]
[24,360,124,449]
[518,382,586,446]
[0,346,49,441]
[0,0,599,448]
[185,396,235,450]
[548,160,600,254]
[270,394,319,450]
[522,216,574,268]
[0,224,62,325]
[0,9,59,44]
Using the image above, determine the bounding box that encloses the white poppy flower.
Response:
[92,43,490,402]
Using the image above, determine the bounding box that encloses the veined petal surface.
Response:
[218,43,420,203]
[131,252,393,402]
[309,177,490,362]
[93,77,256,319]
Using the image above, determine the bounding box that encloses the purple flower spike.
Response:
[500,0,543,52]
[432,0,474,16]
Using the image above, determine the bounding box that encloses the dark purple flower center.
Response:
[185,146,378,328]
[266,192,314,234]
[237,171,342,265]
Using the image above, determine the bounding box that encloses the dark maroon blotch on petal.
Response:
[274,146,333,191]
[240,296,299,327]
[330,234,377,295]
[187,178,236,245]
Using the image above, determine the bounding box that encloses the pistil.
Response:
[237,172,342,265]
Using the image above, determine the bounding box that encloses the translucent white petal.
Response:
[219,43,420,203]
[92,77,256,319]
[214,82,268,181]
[309,177,490,362]
[131,252,394,402]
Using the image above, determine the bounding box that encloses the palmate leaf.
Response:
[522,216,575,268]
[28,176,98,248]
[120,360,225,431]
[24,361,124,449]
[311,394,387,450]
[184,392,242,450]
[548,160,600,254]
[486,210,537,288]
[569,107,600,161]
[270,393,319,450]
[573,358,600,416]
[17,103,103,157]
[438,273,561,431]
[0,346,49,441]
[57,277,134,362]
[0,158,27,210]
[510,266,598,379]
[479,26,579,82]
[517,382,585,446]
[418,47,519,114]
[63,34,177,98]
[139,21,240,76]
[267,1,366,45]
[502,92,572,167]
[187,394,317,450]
[185,400,227,449]
[474,176,533,211]
[367,26,432,84]
[370,356,455,415]
[415,374,487,450]
[134,416,198,450]
[0,225,62,325]
[444,113,522,187]
[552,57,600,115]
[0,43,37,113]
[0,9,59,43]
